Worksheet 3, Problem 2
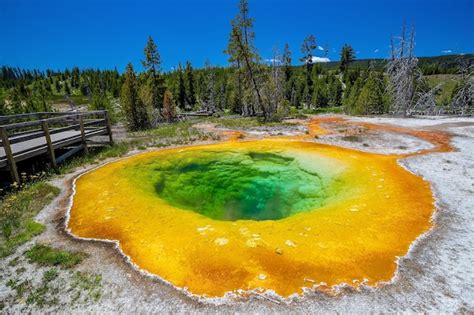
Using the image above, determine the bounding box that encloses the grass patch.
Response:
[0,182,60,258]
[130,120,219,146]
[57,143,130,175]
[205,116,295,129]
[426,74,460,106]
[49,94,90,106]
[6,278,32,300]
[25,244,84,268]
[72,271,102,303]
[303,106,344,115]
[145,120,211,138]
[43,268,59,283]
[4,268,103,310]
[6,270,60,308]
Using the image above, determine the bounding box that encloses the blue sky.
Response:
[1,0,473,72]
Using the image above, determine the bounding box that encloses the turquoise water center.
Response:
[128,149,342,221]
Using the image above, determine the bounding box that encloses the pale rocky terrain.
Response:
[1,115,473,313]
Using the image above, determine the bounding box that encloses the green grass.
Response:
[0,183,60,258]
[25,244,84,268]
[2,244,103,310]
[144,120,209,137]
[43,268,59,282]
[57,143,130,175]
[72,271,102,303]
[4,268,103,309]
[426,74,460,106]
[49,94,90,106]
[205,115,295,129]
[130,120,219,146]
[6,278,32,300]
[303,106,344,114]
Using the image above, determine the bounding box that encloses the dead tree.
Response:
[386,23,435,116]
[450,58,473,116]
[260,48,286,121]
[413,84,441,115]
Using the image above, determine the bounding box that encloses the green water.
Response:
[144,150,330,221]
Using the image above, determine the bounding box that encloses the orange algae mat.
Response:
[67,135,436,299]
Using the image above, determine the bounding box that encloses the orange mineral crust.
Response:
[67,139,434,298]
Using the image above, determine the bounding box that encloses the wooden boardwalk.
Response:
[0,111,113,183]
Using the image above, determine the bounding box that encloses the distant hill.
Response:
[319,54,474,74]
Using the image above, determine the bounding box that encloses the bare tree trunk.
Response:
[386,24,434,116]
[235,31,265,118]
[451,58,473,116]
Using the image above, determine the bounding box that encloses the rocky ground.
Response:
[1,115,473,313]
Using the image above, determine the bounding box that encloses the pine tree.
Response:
[121,63,149,130]
[111,68,121,98]
[201,63,218,113]
[176,63,186,110]
[343,76,364,113]
[225,28,244,115]
[71,67,80,89]
[54,78,61,93]
[0,99,6,115]
[32,80,52,112]
[282,43,293,103]
[80,81,90,96]
[0,91,7,115]
[354,71,386,114]
[184,61,196,109]
[217,82,227,111]
[328,77,343,107]
[301,84,310,109]
[300,35,317,106]
[141,36,165,110]
[10,88,23,114]
[312,80,328,108]
[225,0,264,117]
[162,90,177,122]
[65,82,71,95]
[339,44,356,79]
[90,80,113,120]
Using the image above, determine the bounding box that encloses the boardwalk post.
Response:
[79,115,89,155]
[0,126,20,184]
[41,120,57,168]
[104,110,114,145]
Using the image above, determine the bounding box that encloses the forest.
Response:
[0,0,472,130]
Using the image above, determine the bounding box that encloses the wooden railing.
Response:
[0,111,113,183]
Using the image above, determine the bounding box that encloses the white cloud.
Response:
[310,56,331,63]
[374,49,380,53]
[317,45,325,51]
[441,50,453,54]
[264,58,281,63]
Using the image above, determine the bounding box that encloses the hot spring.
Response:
[152,151,335,221]
[67,139,434,298]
